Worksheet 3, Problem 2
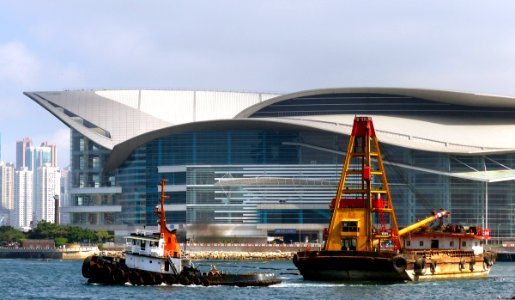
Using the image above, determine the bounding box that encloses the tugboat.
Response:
[293,116,496,282]
[82,179,282,286]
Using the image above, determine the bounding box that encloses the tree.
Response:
[95,230,111,242]
[54,237,68,247]
[0,226,26,245]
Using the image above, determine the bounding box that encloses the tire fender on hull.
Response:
[414,258,426,276]
[392,255,408,273]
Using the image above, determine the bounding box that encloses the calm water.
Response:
[0,259,513,300]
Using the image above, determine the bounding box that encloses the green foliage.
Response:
[1,222,110,246]
[26,221,108,244]
[95,230,111,242]
[0,226,26,244]
[54,237,68,247]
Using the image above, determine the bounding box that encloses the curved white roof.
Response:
[24,87,515,167]
[24,90,279,150]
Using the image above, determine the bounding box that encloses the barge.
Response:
[293,116,496,282]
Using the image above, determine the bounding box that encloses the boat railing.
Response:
[411,249,476,258]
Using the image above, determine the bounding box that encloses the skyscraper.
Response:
[0,162,14,226]
[15,138,60,226]
[16,137,32,170]
[34,164,61,223]
[13,168,33,229]
[40,141,57,167]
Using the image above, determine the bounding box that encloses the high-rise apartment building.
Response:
[0,162,14,226]
[13,168,33,229]
[16,137,32,170]
[40,141,57,167]
[59,167,70,224]
[34,164,61,223]
[15,140,59,226]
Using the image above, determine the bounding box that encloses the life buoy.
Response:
[414,258,426,275]
[430,260,437,274]
[392,255,408,273]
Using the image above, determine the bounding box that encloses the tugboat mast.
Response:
[157,179,181,258]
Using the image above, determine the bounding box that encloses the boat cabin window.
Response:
[341,221,359,232]
[406,241,411,246]
[341,238,357,251]
[419,241,424,247]
[450,241,454,247]
[141,240,146,250]
[462,241,466,247]
[132,239,137,245]
[431,240,439,248]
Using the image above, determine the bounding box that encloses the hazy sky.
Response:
[1,1,515,167]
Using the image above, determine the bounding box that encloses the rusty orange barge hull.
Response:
[293,250,495,282]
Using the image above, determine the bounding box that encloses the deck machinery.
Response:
[293,116,495,282]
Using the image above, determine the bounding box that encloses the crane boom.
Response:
[398,210,449,236]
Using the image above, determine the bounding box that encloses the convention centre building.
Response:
[24,88,515,242]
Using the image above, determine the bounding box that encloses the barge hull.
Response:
[293,250,493,282]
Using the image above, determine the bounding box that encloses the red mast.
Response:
[158,179,181,258]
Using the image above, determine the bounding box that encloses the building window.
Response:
[406,241,411,246]
[462,241,466,247]
[450,241,454,247]
[419,241,424,247]
[341,221,359,232]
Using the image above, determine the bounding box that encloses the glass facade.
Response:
[250,93,515,121]
[111,127,514,241]
[64,92,515,241]
[69,130,121,227]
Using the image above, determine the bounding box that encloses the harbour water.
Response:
[0,259,513,299]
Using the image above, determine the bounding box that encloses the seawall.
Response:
[0,247,98,260]
[0,243,319,260]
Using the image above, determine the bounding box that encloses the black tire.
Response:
[414,258,426,275]
[81,256,92,278]
[430,260,437,274]
[113,268,127,284]
[192,277,201,285]
[154,273,163,285]
[469,257,476,271]
[483,256,492,270]
[392,255,407,273]
[201,278,210,286]
[165,275,177,285]
[179,276,190,285]
[141,271,155,285]
[90,263,102,282]
[129,270,143,285]
[459,258,466,272]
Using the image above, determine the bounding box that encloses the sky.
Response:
[1,1,515,168]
